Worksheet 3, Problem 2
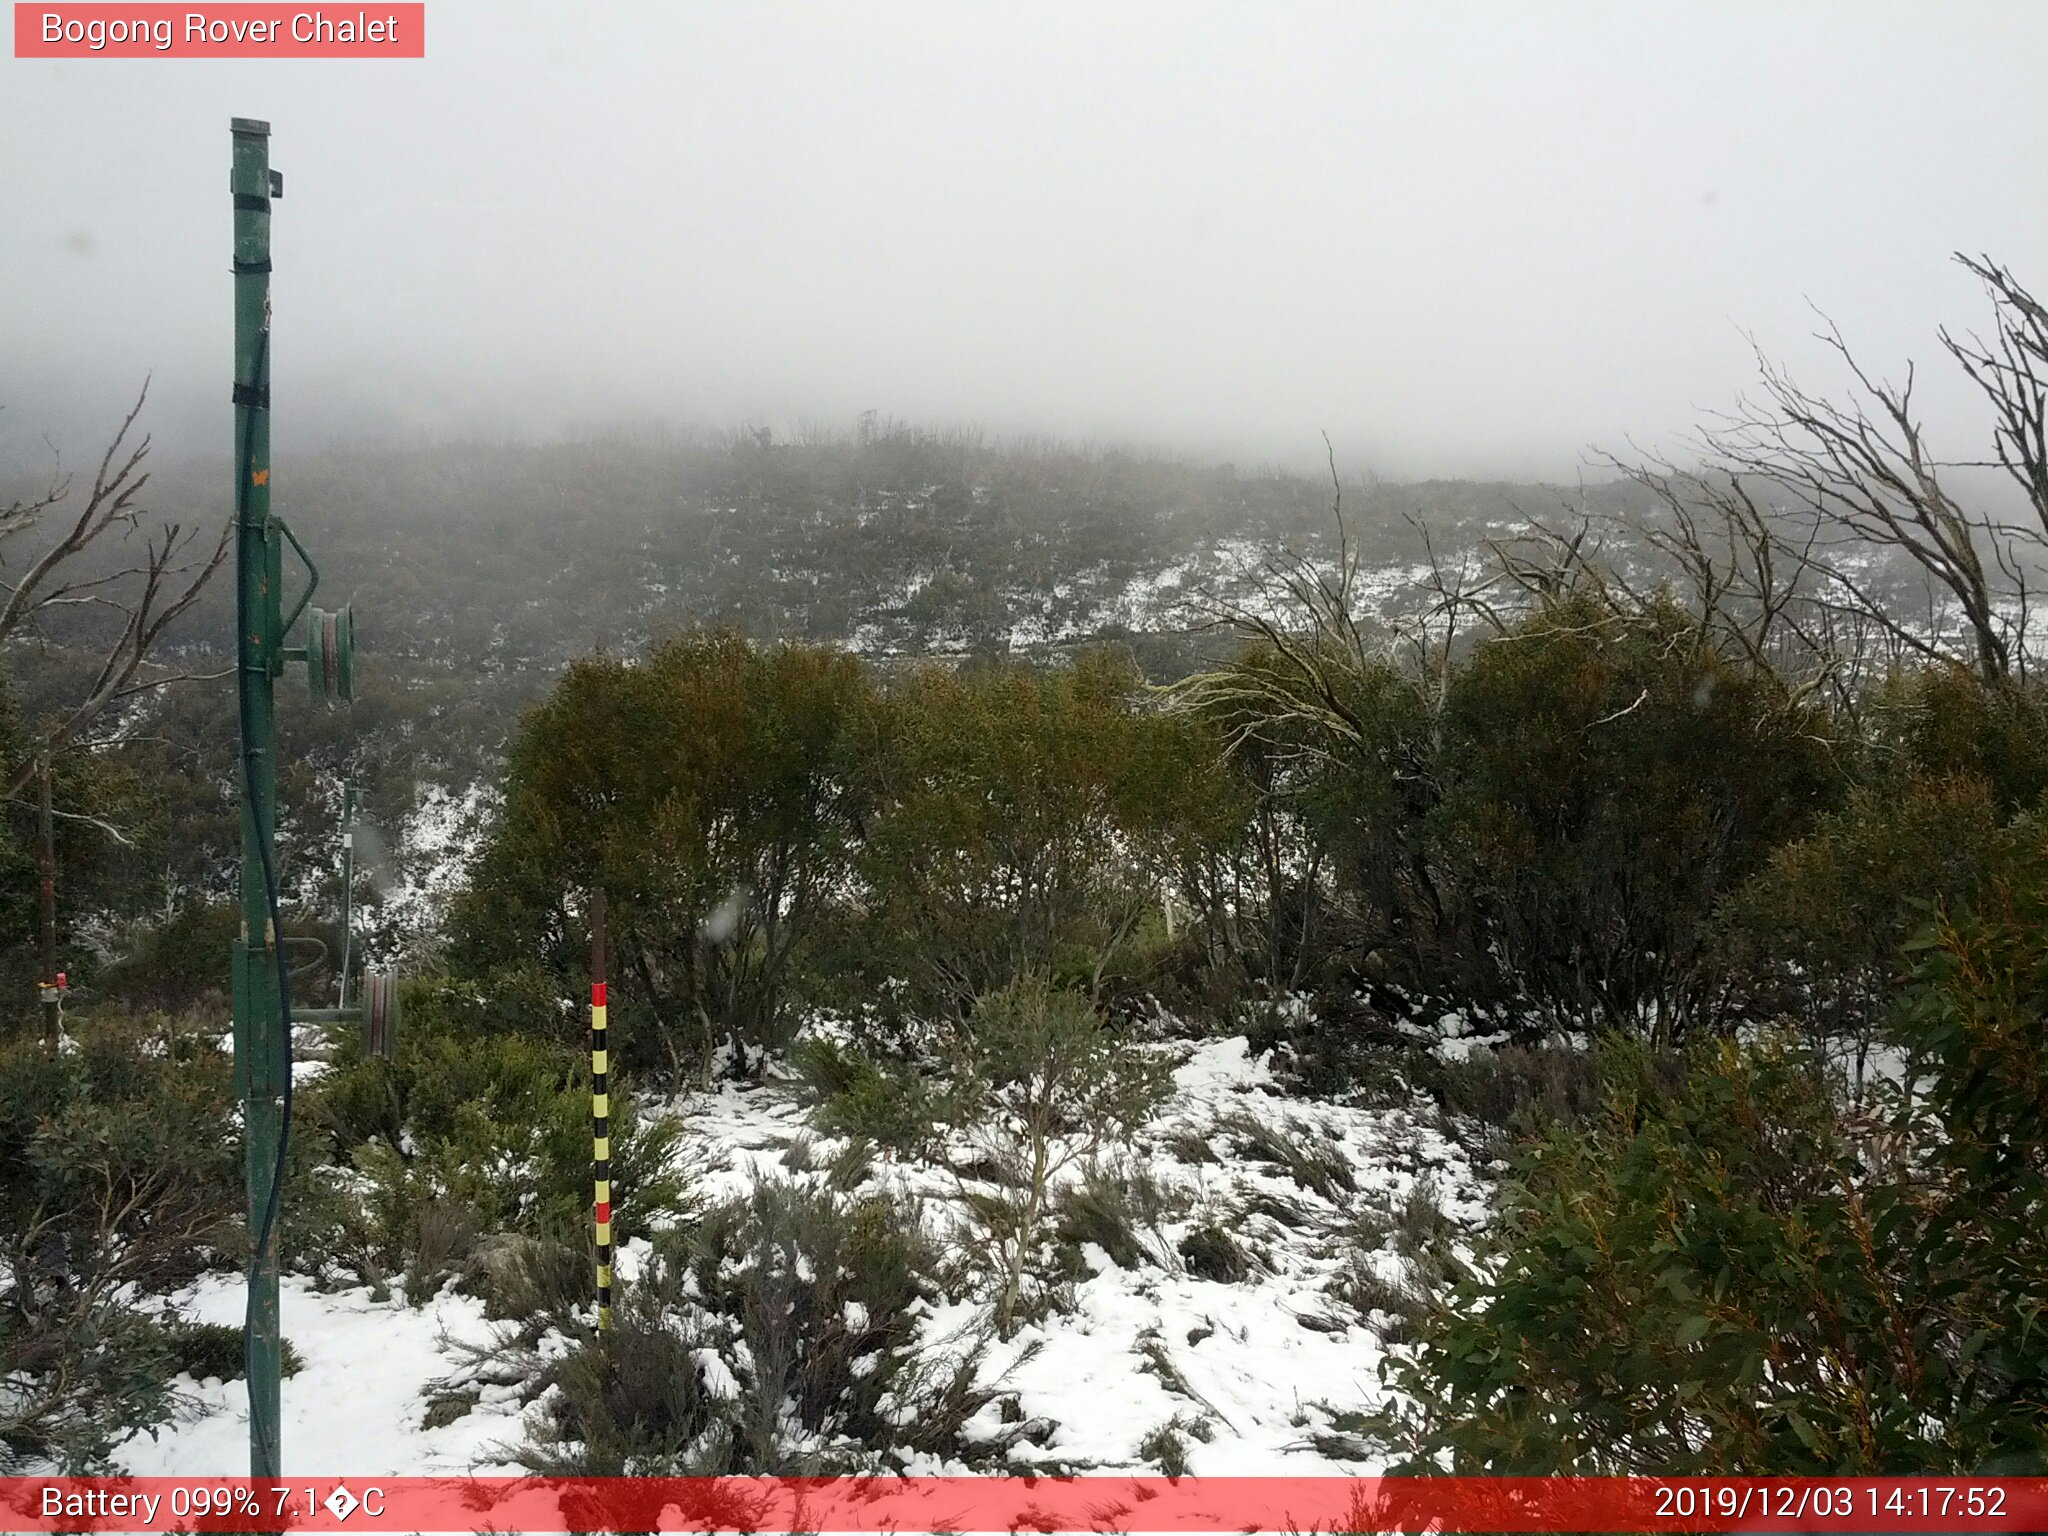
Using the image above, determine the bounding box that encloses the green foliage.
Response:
[1894,832,2048,1466]
[1330,1176,1464,1344]
[790,1035,951,1157]
[1433,595,1840,1037]
[450,631,872,1077]
[1376,975,2048,1472]
[848,650,1188,1021]
[1876,666,2048,813]
[1054,1157,1185,1271]
[1720,771,2007,1060]
[1177,1224,1250,1282]
[1185,587,1844,1040]
[1174,641,1433,1004]
[1138,1416,1202,1477]
[161,1320,303,1383]
[0,1301,178,1475]
[1377,1037,1892,1470]
[0,1016,241,1470]
[1217,1108,1356,1201]
[306,985,684,1296]
[1421,1040,1612,1160]
[96,900,241,1013]
[0,674,162,1027]
[944,977,1171,1334]
[796,982,1172,1331]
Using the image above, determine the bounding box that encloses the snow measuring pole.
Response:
[230,117,360,1479]
[590,891,613,1332]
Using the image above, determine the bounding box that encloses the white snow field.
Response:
[116,1034,1489,1480]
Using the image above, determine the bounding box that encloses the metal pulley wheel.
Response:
[305,604,355,701]
[363,968,399,1060]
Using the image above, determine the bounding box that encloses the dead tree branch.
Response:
[0,383,231,797]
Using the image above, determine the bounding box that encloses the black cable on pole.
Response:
[236,321,294,1454]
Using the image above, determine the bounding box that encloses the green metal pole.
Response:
[230,115,285,1482]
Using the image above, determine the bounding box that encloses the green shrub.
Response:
[161,1321,303,1383]
[1719,771,2006,1068]
[307,996,685,1297]
[1422,1040,1614,1159]
[1217,1109,1356,1201]
[97,901,240,1013]
[1177,1224,1250,1283]
[1433,594,1840,1039]
[1055,1158,1185,1271]
[1183,586,1844,1042]
[1176,641,1438,1010]
[1138,1417,1196,1477]
[1877,666,2048,813]
[790,1035,951,1156]
[1374,980,2048,1473]
[1893,828,2048,1467]
[0,1016,241,1470]
[0,1302,177,1474]
[448,631,874,1077]
[849,651,1190,1022]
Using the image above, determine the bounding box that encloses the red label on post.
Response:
[14,4,425,57]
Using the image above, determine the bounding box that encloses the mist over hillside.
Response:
[9,421,1664,674]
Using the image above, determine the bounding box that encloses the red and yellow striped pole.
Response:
[590,889,612,1331]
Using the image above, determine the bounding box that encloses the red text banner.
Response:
[4,1476,2047,1533]
[14,5,425,57]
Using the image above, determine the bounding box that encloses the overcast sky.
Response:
[4,1,2046,479]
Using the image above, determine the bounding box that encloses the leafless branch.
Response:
[0,384,232,796]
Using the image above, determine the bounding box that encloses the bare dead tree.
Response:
[1687,256,2048,685]
[1944,255,2048,534]
[0,384,230,799]
[1941,254,2048,670]
[1560,454,1885,715]
[1168,435,1393,766]
[1395,511,1513,732]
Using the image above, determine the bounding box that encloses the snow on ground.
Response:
[119,1034,1489,1479]
[362,781,493,963]
[941,1037,1484,1475]
[117,1275,522,1477]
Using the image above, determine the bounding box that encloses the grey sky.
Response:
[3,1,2045,479]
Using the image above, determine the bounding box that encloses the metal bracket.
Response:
[274,515,320,638]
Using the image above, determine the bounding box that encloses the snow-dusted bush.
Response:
[527,1180,1025,1474]
[945,978,1170,1336]
[791,1033,952,1157]
[1054,1156,1186,1272]
[0,1015,241,1470]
